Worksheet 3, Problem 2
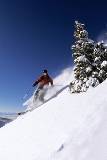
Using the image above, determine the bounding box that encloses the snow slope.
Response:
[0,67,107,160]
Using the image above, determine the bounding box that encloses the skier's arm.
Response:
[32,76,43,87]
[32,81,38,87]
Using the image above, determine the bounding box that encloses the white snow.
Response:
[74,55,88,63]
[0,67,107,160]
[86,66,92,73]
[101,60,107,68]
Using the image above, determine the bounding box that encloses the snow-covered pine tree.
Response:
[93,41,107,83]
[70,21,107,93]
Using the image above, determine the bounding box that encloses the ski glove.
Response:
[32,81,38,87]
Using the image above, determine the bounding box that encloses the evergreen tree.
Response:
[70,21,107,93]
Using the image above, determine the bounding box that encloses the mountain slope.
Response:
[0,68,107,160]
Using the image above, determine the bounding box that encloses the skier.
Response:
[32,69,53,102]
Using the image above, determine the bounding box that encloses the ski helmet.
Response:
[43,69,48,73]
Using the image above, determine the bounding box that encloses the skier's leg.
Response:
[39,85,48,102]
[33,88,40,102]
[39,89,45,102]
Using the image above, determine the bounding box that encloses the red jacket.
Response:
[33,74,53,88]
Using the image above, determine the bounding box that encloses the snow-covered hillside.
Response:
[0,67,107,160]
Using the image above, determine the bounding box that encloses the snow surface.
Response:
[0,67,107,160]
[101,60,107,68]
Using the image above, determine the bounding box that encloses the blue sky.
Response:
[0,0,107,112]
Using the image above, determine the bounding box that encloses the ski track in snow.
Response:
[0,67,107,160]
